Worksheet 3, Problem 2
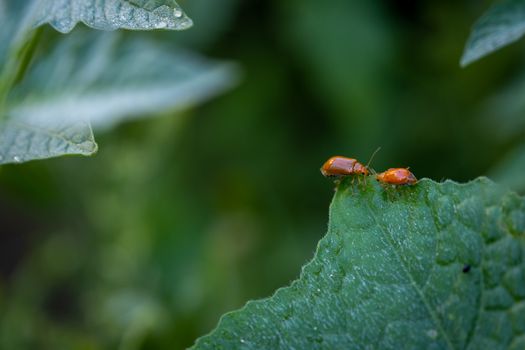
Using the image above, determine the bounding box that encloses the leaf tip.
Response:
[78,139,98,156]
[459,53,473,67]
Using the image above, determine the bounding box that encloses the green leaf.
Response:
[461,0,525,67]
[0,29,238,164]
[0,118,97,164]
[0,2,230,165]
[0,1,39,102]
[0,5,99,164]
[193,177,525,349]
[0,0,192,72]
[34,0,193,33]
[8,29,238,131]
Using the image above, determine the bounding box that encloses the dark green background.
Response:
[1,0,524,349]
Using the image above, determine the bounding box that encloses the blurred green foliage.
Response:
[2,0,525,349]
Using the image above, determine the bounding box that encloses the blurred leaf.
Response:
[34,0,193,33]
[0,3,98,164]
[0,1,17,63]
[482,70,525,138]
[0,0,203,164]
[489,142,525,193]
[0,0,192,86]
[0,29,238,163]
[9,29,239,130]
[0,118,96,164]
[193,178,525,349]
[0,1,40,100]
[461,0,525,66]
[0,1,39,50]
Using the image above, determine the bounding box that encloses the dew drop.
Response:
[13,155,21,163]
[240,338,245,343]
[173,8,183,18]
[156,21,167,28]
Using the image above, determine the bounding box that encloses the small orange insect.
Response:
[320,148,380,178]
[320,156,368,177]
[376,168,417,185]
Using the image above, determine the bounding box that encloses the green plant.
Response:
[191,2,525,347]
[461,0,525,66]
[1,1,525,349]
[193,178,525,349]
[0,0,236,164]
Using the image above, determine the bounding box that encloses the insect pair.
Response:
[320,149,417,186]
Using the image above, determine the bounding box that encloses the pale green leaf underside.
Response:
[33,0,193,33]
[0,0,194,165]
[0,119,96,164]
[461,0,525,67]
[8,30,238,131]
[0,30,237,164]
[193,177,525,349]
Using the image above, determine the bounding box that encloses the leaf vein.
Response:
[365,200,456,350]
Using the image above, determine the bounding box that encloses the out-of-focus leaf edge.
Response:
[460,1,525,67]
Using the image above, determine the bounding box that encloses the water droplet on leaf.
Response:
[173,8,183,18]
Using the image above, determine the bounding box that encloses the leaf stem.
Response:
[0,27,42,121]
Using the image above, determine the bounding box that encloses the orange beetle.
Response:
[321,156,368,178]
[376,168,417,185]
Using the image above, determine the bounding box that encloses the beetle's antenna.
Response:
[365,147,381,174]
